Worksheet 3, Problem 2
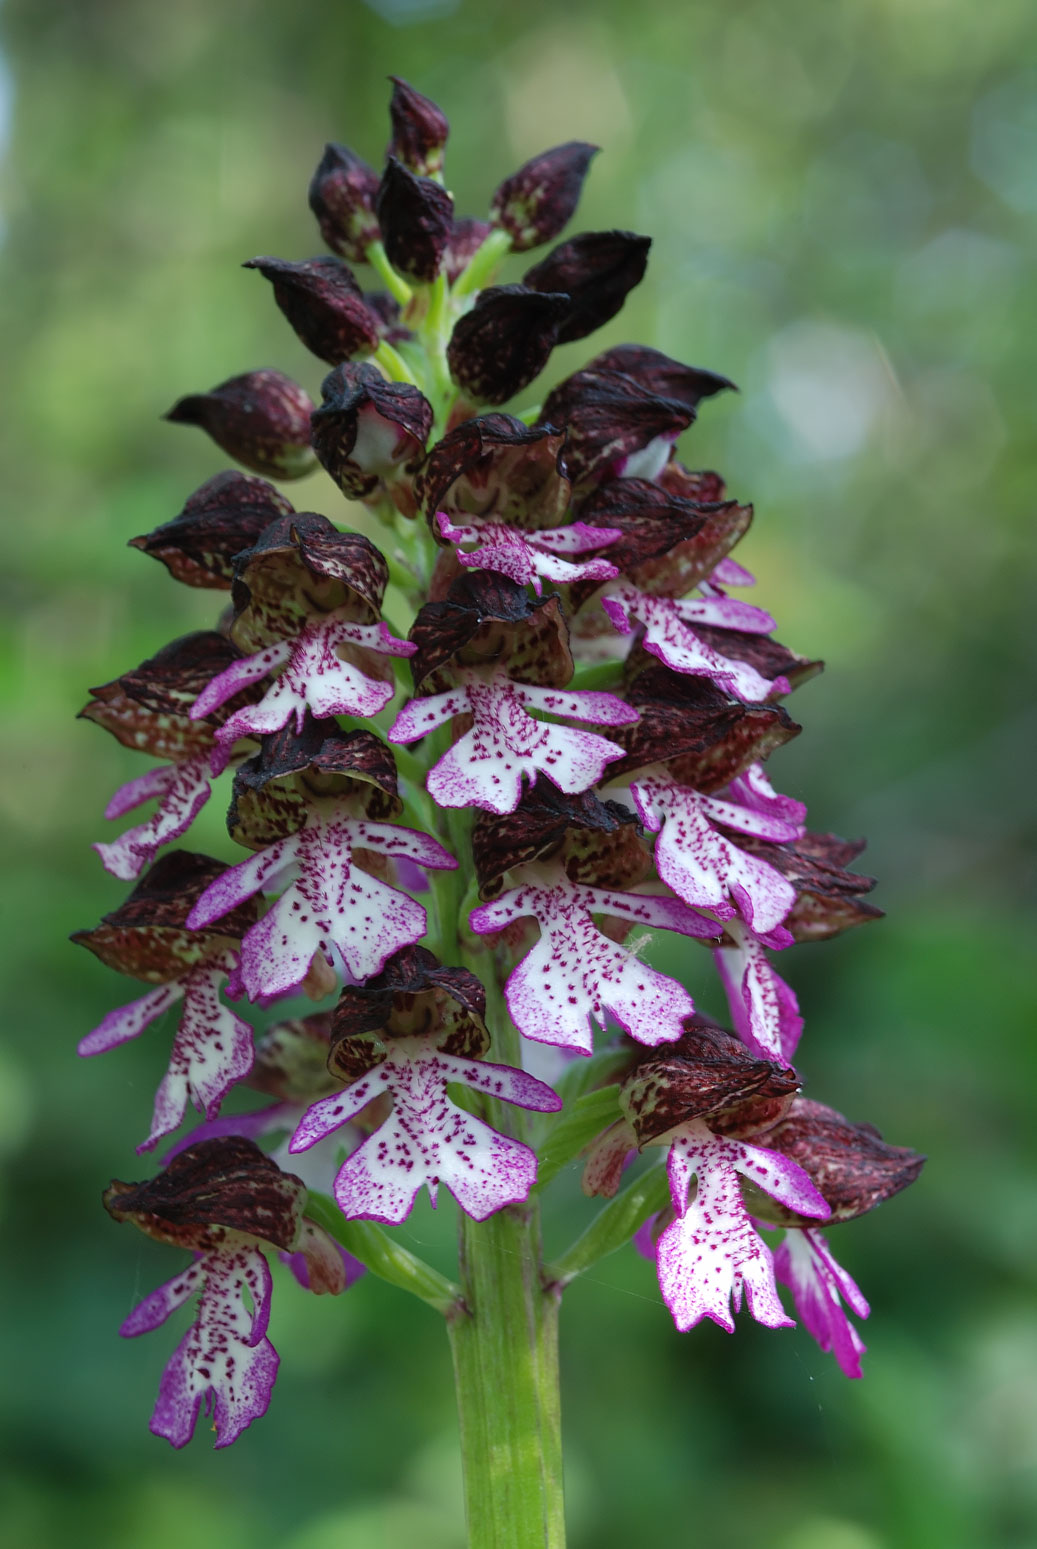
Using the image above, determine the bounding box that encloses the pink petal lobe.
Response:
[773,1227,870,1378]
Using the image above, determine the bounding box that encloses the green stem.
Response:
[374,339,420,386]
[366,239,413,307]
[449,1203,565,1548]
[452,227,513,298]
[306,1193,460,1314]
[544,1163,670,1290]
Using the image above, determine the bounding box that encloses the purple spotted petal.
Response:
[470,871,702,1053]
[128,1245,278,1449]
[655,1120,826,1334]
[727,763,807,834]
[95,756,214,881]
[391,669,635,816]
[714,922,803,1061]
[78,981,184,1057]
[190,642,291,720]
[140,968,255,1152]
[773,1227,869,1378]
[711,556,755,587]
[631,776,796,933]
[436,513,619,595]
[602,587,779,702]
[120,1259,205,1337]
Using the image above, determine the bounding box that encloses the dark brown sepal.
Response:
[658,460,728,504]
[733,831,881,942]
[589,344,736,409]
[417,414,571,532]
[375,157,454,282]
[604,663,800,789]
[490,142,599,252]
[104,1136,306,1252]
[444,217,493,284]
[130,472,294,589]
[310,362,433,508]
[746,1098,925,1226]
[164,370,317,480]
[248,1012,340,1102]
[446,285,571,405]
[524,231,651,343]
[229,511,390,651]
[329,945,489,1078]
[538,368,696,495]
[228,718,401,848]
[472,786,649,897]
[692,625,824,695]
[80,632,263,760]
[408,571,573,693]
[570,480,752,607]
[244,256,381,365]
[619,1015,801,1146]
[308,143,382,264]
[388,77,449,178]
[71,851,260,982]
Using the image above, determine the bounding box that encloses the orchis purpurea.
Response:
[75,76,923,1549]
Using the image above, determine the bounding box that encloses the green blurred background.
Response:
[1,1,1034,1545]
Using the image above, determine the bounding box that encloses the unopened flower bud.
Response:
[490,142,599,252]
[165,370,317,480]
[388,77,449,178]
[310,362,433,513]
[524,230,651,343]
[130,471,293,588]
[375,156,454,282]
[244,256,381,364]
[446,284,571,404]
[308,142,382,263]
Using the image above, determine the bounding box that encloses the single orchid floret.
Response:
[727,761,807,834]
[469,860,723,1054]
[732,829,882,943]
[73,852,262,1151]
[628,771,800,933]
[537,366,696,495]
[106,1138,351,1448]
[291,1035,560,1223]
[601,583,784,703]
[523,230,652,344]
[187,808,456,1003]
[376,156,454,281]
[446,284,573,405]
[388,77,449,179]
[489,141,599,252]
[308,141,381,263]
[435,512,621,595]
[311,362,434,518]
[389,665,637,815]
[654,1117,829,1334]
[244,256,382,365]
[772,1227,870,1378]
[714,918,803,1063]
[417,415,571,533]
[192,610,414,749]
[164,369,317,480]
[129,470,294,590]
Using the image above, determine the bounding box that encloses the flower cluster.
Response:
[77,78,922,1448]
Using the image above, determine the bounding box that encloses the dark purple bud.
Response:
[446,285,571,405]
[230,511,390,650]
[590,344,737,408]
[388,77,449,178]
[747,1098,925,1226]
[524,231,651,343]
[691,625,823,696]
[329,945,489,1079]
[129,471,294,589]
[620,1016,801,1146]
[473,786,649,899]
[490,141,599,252]
[165,370,317,480]
[71,851,261,982]
[80,631,264,760]
[570,480,753,609]
[244,256,381,364]
[310,362,433,514]
[417,414,570,532]
[375,157,454,282]
[104,1136,305,1252]
[408,571,573,694]
[603,663,800,789]
[538,367,696,494]
[248,1012,339,1103]
[733,831,882,942]
[229,719,402,849]
[308,142,382,263]
[443,217,493,284]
